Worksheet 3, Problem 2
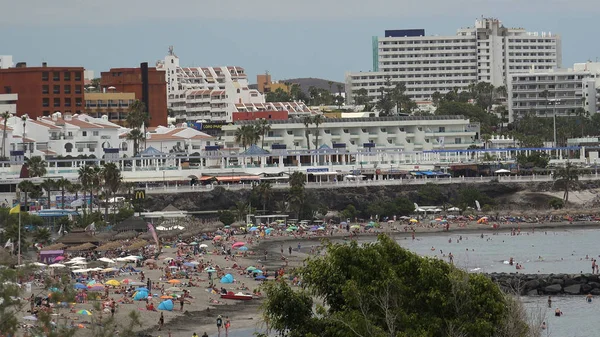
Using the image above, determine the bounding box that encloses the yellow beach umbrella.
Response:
[105,280,120,286]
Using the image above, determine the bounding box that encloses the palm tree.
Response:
[17,180,35,213]
[312,114,324,149]
[26,156,47,178]
[126,129,145,157]
[289,171,306,189]
[303,116,313,150]
[553,162,579,204]
[540,89,550,117]
[101,162,122,222]
[121,182,136,204]
[126,100,149,129]
[55,178,71,209]
[256,182,273,211]
[40,179,56,209]
[32,227,51,245]
[1,111,11,160]
[90,165,102,212]
[256,119,272,149]
[78,165,95,212]
[234,126,247,150]
[67,183,82,201]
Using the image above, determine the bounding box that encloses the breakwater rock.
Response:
[487,273,600,296]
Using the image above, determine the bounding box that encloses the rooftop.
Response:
[234,115,470,125]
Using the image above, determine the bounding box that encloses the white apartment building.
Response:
[0,56,13,69]
[222,115,481,153]
[346,18,561,104]
[0,93,17,114]
[507,62,600,122]
[156,47,264,122]
[1,112,214,161]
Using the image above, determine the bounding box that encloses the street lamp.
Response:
[549,99,561,149]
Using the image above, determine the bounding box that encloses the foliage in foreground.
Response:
[259,235,533,337]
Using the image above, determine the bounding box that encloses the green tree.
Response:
[353,88,370,106]
[256,119,272,149]
[303,116,313,150]
[455,186,493,211]
[312,114,324,149]
[417,182,447,205]
[260,235,525,337]
[1,111,10,160]
[288,172,307,219]
[17,180,35,212]
[56,178,71,209]
[78,165,95,212]
[101,162,122,223]
[375,81,395,117]
[340,204,357,221]
[33,227,51,244]
[553,162,579,204]
[516,152,549,168]
[218,210,236,226]
[126,128,145,157]
[431,91,442,107]
[256,181,273,211]
[26,156,47,177]
[40,178,56,209]
[266,88,293,102]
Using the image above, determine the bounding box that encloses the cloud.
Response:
[2,0,597,26]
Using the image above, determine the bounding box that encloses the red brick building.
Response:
[100,66,167,127]
[0,63,85,119]
[232,110,289,121]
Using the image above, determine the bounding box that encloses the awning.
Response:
[200,176,215,181]
[309,172,339,176]
[216,176,260,182]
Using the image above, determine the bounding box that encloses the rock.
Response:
[527,289,539,296]
[588,282,600,289]
[551,278,564,285]
[524,279,540,290]
[582,284,593,293]
[563,278,577,287]
[591,288,600,296]
[588,274,599,282]
[544,284,563,294]
[564,284,581,295]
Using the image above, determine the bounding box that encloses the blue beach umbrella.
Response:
[220,274,234,284]
[249,227,258,232]
[255,275,266,280]
[74,283,86,289]
[237,246,249,251]
[136,287,149,292]
[133,290,149,301]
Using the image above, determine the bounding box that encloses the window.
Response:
[42,85,49,94]
[53,98,60,107]
[75,85,82,94]
[287,130,293,135]
[64,85,71,94]
[93,131,99,136]
[53,71,60,81]
[82,131,87,136]
[4,86,11,94]
[63,71,71,81]
[42,72,49,81]
[53,85,60,94]
[42,98,49,107]
[64,98,71,107]
[75,98,82,107]
[455,138,462,144]
[74,72,82,81]
[43,111,50,117]
[343,129,349,133]
[438,126,445,132]
[65,143,73,153]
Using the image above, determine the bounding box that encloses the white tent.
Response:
[495,169,511,174]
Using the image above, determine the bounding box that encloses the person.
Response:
[448,252,454,265]
[192,333,199,337]
[180,296,185,311]
[216,315,223,336]
[225,316,231,337]
[201,333,208,337]
[158,312,164,331]
[288,246,292,255]
[554,308,562,317]
[541,322,546,330]
[586,293,593,303]
[547,296,552,308]
[110,299,116,317]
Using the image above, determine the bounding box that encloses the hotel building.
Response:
[345,18,561,104]
[156,47,310,123]
[507,62,600,122]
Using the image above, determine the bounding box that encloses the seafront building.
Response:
[156,47,310,123]
[507,62,600,122]
[345,17,561,103]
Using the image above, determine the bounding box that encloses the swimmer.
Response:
[430,246,435,251]
[541,322,546,330]
[554,308,562,317]
[449,238,452,243]
[547,296,552,308]
[586,293,593,303]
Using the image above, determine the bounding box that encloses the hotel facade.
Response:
[346,18,561,104]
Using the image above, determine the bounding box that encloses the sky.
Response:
[2,0,599,83]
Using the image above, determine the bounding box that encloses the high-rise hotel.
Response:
[345,17,561,103]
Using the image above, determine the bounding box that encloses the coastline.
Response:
[143,220,600,336]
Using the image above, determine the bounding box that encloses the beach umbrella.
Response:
[102,267,118,272]
[54,256,65,262]
[105,280,120,286]
[253,270,263,274]
[187,261,200,265]
[166,287,182,292]
[409,219,419,223]
[246,266,256,271]
[88,285,105,292]
[98,258,115,264]
[72,269,88,273]
[265,228,273,234]
[350,225,360,230]
[49,287,61,293]
[158,299,174,311]
[160,295,173,299]
[86,280,96,286]
[115,257,129,262]
[77,310,92,316]
[288,226,298,230]
[220,274,234,284]
[121,278,134,284]
[74,283,87,289]
[318,227,325,231]
[23,315,38,321]
[168,266,178,270]
[237,246,249,252]
[183,262,196,267]
[213,235,223,240]
[133,290,149,300]
[204,268,216,273]
[285,228,294,232]
[48,263,66,268]
[164,257,174,262]
[255,275,266,280]
[249,227,258,232]
[189,242,199,245]
[340,221,347,225]
[136,287,149,292]
[168,279,181,284]
[199,244,208,248]
[232,242,245,248]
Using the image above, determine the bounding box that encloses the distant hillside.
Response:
[249,77,345,94]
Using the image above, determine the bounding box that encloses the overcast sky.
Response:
[2,0,598,82]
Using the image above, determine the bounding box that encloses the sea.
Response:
[210,228,600,337]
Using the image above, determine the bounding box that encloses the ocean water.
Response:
[395,228,600,274]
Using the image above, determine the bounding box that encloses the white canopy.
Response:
[495,169,511,174]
